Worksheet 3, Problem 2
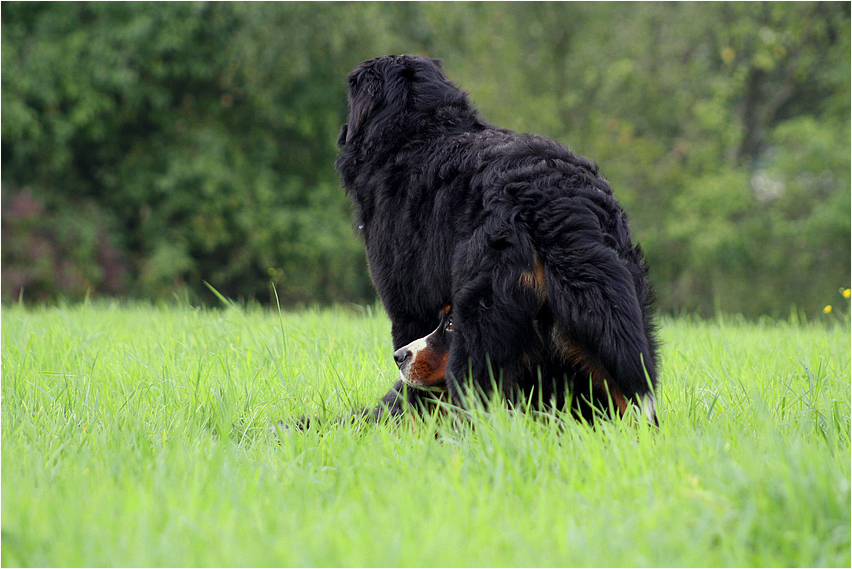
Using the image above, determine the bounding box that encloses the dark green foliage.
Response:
[1,2,374,305]
[2,2,849,316]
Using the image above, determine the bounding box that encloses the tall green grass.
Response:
[2,302,849,566]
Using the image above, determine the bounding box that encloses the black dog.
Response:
[336,55,659,424]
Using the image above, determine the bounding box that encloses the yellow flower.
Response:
[843,288,851,299]
[823,305,832,314]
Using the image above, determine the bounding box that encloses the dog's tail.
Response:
[539,233,658,425]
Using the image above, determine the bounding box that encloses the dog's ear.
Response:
[344,67,379,144]
[345,97,375,144]
[431,58,444,69]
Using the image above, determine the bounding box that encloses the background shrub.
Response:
[2,2,848,316]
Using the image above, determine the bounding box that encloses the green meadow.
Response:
[2,302,849,567]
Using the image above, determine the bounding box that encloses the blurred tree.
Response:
[2,2,377,304]
[2,2,848,317]
[441,2,850,317]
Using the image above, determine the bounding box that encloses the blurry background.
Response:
[2,2,849,318]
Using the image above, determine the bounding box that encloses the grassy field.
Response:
[2,301,849,567]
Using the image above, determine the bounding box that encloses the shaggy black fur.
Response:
[336,55,659,424]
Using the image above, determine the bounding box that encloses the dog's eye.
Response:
[445,318,454,332]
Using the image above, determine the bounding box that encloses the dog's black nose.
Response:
[393,348,411,368]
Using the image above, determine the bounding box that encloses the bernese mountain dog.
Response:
[335,55,659,425]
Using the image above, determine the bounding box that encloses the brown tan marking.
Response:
[596,374,629,415]
[519,253,547,306]
[406,347,448,388]
[553,329,629,416]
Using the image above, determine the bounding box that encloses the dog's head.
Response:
[338,55,470,147]
[393,305,453,391]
